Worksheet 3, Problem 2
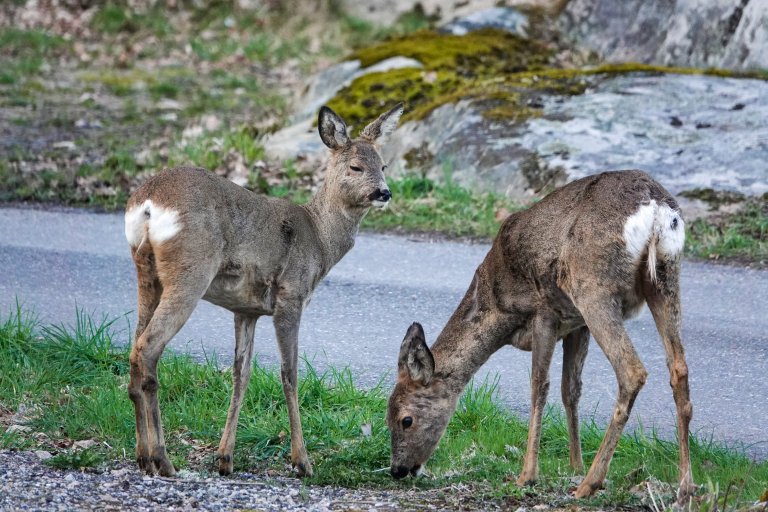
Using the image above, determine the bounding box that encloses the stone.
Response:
[34,450,53,461]
[560,0,768,71]
[440,7,529,37]
[293,57,422,123]
[73,439,97,450]
[5,425,32,434]
[336,0,559,26]
[52,141,76,150]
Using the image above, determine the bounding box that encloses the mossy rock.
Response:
[351,28,552,75]
[326,68,461,131]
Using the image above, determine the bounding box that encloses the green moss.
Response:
[352,28,551,74]
[80,69,154,96]
[329,40,767,130]
[403,143,434,169]
[326,68,461,131]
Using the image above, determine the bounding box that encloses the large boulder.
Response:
[561,0,768,71]
[336,0,561,26]
[265,5,768,202]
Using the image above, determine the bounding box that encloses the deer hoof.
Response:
[218,455,233,476]
[516,475,536,487]
[153,456,176,477]
[294,459,313,477]
[676,480,697,504]
[137,455,152,473]
[573,480,600,499]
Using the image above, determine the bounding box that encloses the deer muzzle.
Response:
[369,188,392,206]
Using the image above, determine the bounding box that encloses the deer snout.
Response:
[369,188,392,208]
[391,465,410,479]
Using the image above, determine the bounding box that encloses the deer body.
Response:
[125,104,403,478]
[388,170,694,501]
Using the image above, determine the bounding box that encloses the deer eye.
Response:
[350,165,363,173]
[402,416,413,429]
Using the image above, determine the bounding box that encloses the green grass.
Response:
[685,200,768,266]
[1,306,766,509]
[363,173,518,238]
[0,28,67,84]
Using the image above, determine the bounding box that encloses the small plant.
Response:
[45,448,105,470]
[685,200,767,265]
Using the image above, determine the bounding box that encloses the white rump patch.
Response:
[124,199,181,248]
[655,204,685,257]
[124,204,148,247]
[624,200,685,282]
[623,200,657,261]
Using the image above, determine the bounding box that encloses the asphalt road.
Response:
[1,206,766,460]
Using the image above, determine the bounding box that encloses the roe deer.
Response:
[124,103,403,477]
[387,170,695,501]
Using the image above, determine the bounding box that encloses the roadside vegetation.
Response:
[1,307,767,510]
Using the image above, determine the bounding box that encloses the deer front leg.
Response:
[274,301,313,477]
[517,320,557,487]
[218,314,258,475]
[561,326,589,473]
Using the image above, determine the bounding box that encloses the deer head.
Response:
[317,103,403,211]
[387,322,459,479]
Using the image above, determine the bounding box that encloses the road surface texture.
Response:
[1,206,766,460]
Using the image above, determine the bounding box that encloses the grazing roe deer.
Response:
[387,170,695,501]
[124,103,403,477]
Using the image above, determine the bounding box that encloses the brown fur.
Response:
[126,104,403,478]
[387,170,695,502]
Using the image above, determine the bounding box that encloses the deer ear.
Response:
[360,102,404,145]
[318,106,350,150]
[398,322,435,385]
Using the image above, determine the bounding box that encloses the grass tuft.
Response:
[0,307,766,508]
[685,200,768,266]
[363,172,519,238]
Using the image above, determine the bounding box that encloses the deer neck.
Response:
[304,183,367,269]
[432,270,512,395]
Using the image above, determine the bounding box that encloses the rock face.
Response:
[266,4,768,201]
[561,0,768,71]
[516,73,768,197]
[384,73,768,200]
[337,0,560,26]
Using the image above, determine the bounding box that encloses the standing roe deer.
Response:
[387,170,695,501]
[124,103,403,477]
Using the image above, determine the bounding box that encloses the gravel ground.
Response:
[0,450,509,512]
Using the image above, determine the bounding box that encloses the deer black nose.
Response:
[379,189,392,201]
[391,465,409,479]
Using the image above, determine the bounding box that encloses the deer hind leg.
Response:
[129,244,163,471]
[517,318,558,487]
[217,313,258,476]
[572,297,647,499]
[129,254,214,476]
[273,299,312,477]
[643,260,695,502]
[562,326,589,473]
